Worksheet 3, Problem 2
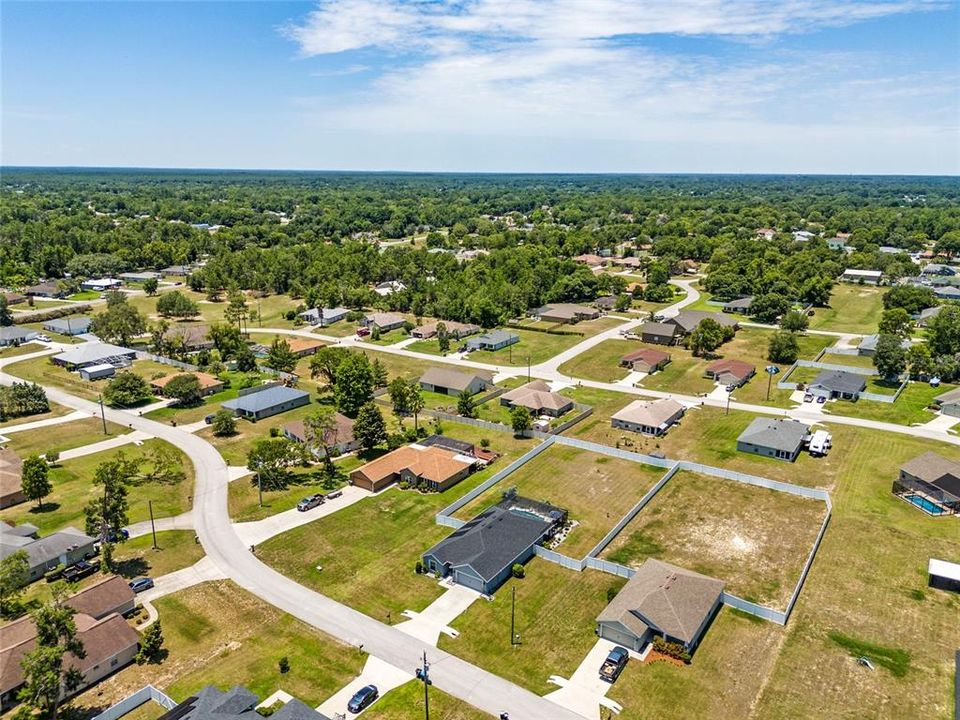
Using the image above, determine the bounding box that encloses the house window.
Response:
[111,657,119,667]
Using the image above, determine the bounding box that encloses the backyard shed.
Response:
[79,363,117,381]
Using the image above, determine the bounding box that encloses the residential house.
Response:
[611,398,685,436]
[349,443,476,493]
[412,320,480,340]
[933,387,960,418]
[283,414,358,457]
[119,271,162,283]
[52,342,136,370]
[361,312,406,333]
[419,367,493,396]
[499,380,574,417]
[150,372,224,398]
[464,330,519,352]
[807,369,867,400]
[921,264,956,277]
[43,315,92,336]
[418,434,498,465]
[151,685,329,720]
[299,307,349,327]
[79,364,116,381]
[80,278,123,292]
[65,575,136,619]
[721,297,754,314]
[736,418,811,462]
[24,281,66,299]
[594,295,618,311]
[665,311,739,335]
[928,559,960,593]
[0,449,24,509]
[893,452,960,515]
[163,324,213,351]
[0,523,96,582]
[857,334,910,357]
[573,254,605,267]
[704,359,756,388]
[793,230,816,242]
[611,256,642,269]
[596,558,724,654]
[160,265,193,277]
[422,497,565,594]
[2,293,26,306]
[639,322,681,346]
[619,348,671,374]
[221,384,311,422]
[756,228,776,241]
[532,304,600,324]
[879,246,906,255]
[374,280,406,296]
[840,269,883,285]
[0,327,39,348]
[916,305,944,327]
[934,286,960,300]
[285,337,325,358]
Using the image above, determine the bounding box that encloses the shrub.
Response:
[44,450,59,465]
[606,585,619,603]
[511,563,525,579]
[278,656,290,674]
[653,636,691,663]
[44,564,65,583]
[284,310,297,321]
[269,426,280,438]
[415,560,424,574]
[479,438,490,448]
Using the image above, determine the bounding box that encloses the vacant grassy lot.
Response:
[366,681,488,720]
[602,471,827,608]
[6,355,170,404]
[404,338,447,355]
[557,385,641,447]
[70,580,365,713]
[439,560,625,695]
[3,416,126,457]
[556,338,634,382]
[367,328,410,346]
[609,606,786,720]
[0,402,75,430]
[128,289,300,329]
[455,444,667,558]
[259,428,538,619]
[751,430,960,719]
[112,530,205,578]
[834,380,949,425]
[808,284,885,334]
[0,439,194,534]
[464,328,582,367]
[0,342,47,359]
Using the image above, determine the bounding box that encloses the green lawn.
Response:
[367,328,410,346]
[0,439,194,534]
[366,681,488,720]
[807,284,885,334]
[5,355,170,404]
[835,380,948,425]
[464,328,580,367]
[438,560,624,695]
[404,338,448,356]
[112,530,205,579]
[556,338,633,383]
[455,444,667,559]
[68,290,101,301]
[258,428,539,619]
[3,416,126,457]
[128,289,301,329]
[318,320,361,337]
[0,401,74,430]
[601,470,827,608]
[0,342,47,359]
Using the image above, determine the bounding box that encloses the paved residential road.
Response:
[0,351,585,720]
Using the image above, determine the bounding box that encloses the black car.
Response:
[62,560,99,582]
[347,685,379,713]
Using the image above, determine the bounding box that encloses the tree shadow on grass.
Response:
[113,556,150,578]
[28,501,61,515]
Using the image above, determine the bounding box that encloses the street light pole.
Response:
[257,470,263,508]
[510,585,516,646]
[148,500,158,550]
[98,394,107,434]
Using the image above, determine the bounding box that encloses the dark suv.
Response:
[347,685,378,713]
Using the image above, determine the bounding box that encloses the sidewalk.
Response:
[59,430,152,461]
[0,409,88,435]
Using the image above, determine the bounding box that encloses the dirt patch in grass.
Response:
[602,471,827,609]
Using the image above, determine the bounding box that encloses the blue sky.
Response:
[3,0,958,173]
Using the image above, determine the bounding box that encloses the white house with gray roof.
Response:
[221,384,311,421]
[0,523,96,583]
[464,329,519,352]
[737,418,811,462]
[807,369,866,400]
[419,367,493,396]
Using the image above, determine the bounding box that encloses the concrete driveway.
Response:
[545,638,648,719]
[316,655,413,718]
[395,582,481,645]
[232,485,369,546]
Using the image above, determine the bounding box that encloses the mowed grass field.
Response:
[258,426,540,619]
[0,439,194,534]
[112,530,205,578]
[465,318,625,367]
[366,681,489,720]
[454,444,667,559]
[602,471,827,608]
[2,415,126,457]
[6,355,171,404]
[0,401,74,430]
[438,559,625,695]
[808,284,885,334]
[127,288,301,328]
[70,581,366,713]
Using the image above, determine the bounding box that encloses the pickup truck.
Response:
[599,646,629,683]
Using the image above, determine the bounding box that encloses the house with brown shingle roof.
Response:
[611,398,685,436]
[705,359,756,388]
[283,413,358,457]
[420,367,493,396]
[412,321,480,340]
[65,575,136,618]
[619,348,671,374]
[639,322,681,346]
[349,444,476,492]
[163,324,213,351]
[596,558,724,653]
[0,449,24,510]
[150,371,224,397]
[285,336,325,357]
[499,380,574,417]
[573,254,605,267]
[361,312,406,332]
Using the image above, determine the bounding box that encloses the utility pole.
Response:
[98,394,107,434]
[725,391,733,416]
[526,356,530,382]
[510,585,516,646]
[148,500,158,550]
[258,299,262,328]
[421,651,430,720]
[257,470,263,507]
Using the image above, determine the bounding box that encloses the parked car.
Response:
[37,334,51,342]
[106,528,130,542]
[816,395,827,404]
[803,394,814,403]
[325,489,343,500]
[297,495,324,512]
[356,327,371,337]
[599,646,629,683]
[347,685,379,713]
[204,413,217,424]
[62,560,99,582]
[129,577,154,593]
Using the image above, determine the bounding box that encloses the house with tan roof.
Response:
[531,304,600,324]
[150,371,224,397]
[65,575,136,618]
[285,336,325,357]
[499,380,574,417]
[611,398,685,436]
[283,413,358,457]
[596,558,724,653]
[349,444,476,493]
[163,324,213,351]
[620,348,671,374]
[419,367,493,396]
[411,320,480,340]
[0,448,24,510]
[572,254,605,267]
[361,312,406,332]
[705,358,756,388]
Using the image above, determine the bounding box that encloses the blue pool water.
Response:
[903,494,946,515]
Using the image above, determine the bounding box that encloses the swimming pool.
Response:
[903,494,947,516]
